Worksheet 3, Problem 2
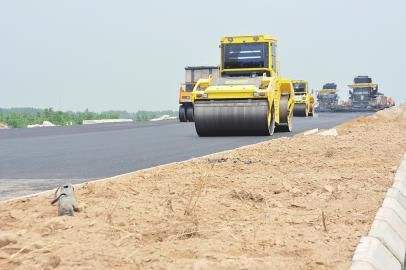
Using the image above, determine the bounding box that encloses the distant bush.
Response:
[0,108,177,128]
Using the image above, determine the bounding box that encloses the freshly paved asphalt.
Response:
[0,112,366,200]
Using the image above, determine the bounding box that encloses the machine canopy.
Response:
[222,43,268,69]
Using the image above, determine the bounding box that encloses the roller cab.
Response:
[192,35,294,136]
[292,80,314,117]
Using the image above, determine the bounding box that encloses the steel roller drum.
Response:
[194,100,270,136]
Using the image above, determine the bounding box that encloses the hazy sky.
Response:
[1,0,405,111]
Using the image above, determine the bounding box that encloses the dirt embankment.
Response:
[1,107,406,270]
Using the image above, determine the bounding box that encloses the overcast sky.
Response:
[1,0,405,112]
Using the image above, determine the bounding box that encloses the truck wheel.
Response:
[186,105,194,122]
[179,105,187,122]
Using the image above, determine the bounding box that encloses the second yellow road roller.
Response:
[191,35,295,136]
[292,80,315,117]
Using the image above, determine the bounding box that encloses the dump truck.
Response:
[178,66,219,122]
[348,76,395,111]
[316,83,339,112]
[292,80,315,117]
[191,35,295,136]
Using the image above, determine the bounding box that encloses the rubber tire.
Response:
[265,105,275,136]
[186,105,194,122]
[275,95,293,132]
[179,105,186,122]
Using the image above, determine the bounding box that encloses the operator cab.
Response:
[220,35,277,77]
[293,82,307,95]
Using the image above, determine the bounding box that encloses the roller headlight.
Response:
[197,93,208,99]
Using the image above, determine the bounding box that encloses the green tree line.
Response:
[0,108,177,128]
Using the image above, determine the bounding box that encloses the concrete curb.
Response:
[351,153,406,269]
[318,128,338,136]
[351,236,401,270]
[302,128,319,136]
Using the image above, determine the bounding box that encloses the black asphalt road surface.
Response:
[0,113,366,200]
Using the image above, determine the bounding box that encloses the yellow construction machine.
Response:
[316,83,339,112]
[178,66,219,122]
[191,35,295,136]
[292,80,314,117]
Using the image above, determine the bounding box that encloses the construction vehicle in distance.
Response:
[347,76,395,111]
[292,80,315,117]
[191,35,295,136]
[316,83,339,112]
[178,66,219,122]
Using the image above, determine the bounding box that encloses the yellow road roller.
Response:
[191,35,295,136]
[292,80,315,117]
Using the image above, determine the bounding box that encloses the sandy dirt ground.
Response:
[1,107,406,270]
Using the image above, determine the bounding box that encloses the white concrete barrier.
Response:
[302,128,319,136]
[351,236,401,270]
[385,188,406,212]
[318,128,338,136]
[368,220,404,267]
[382,194,406,224]
[82,119,133,125]
[393,181,406,197]
[350,153,406,269]
[395,154,406,183]
[350,262,377,270]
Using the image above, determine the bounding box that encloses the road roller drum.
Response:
[293,103,308,117]
[194,100,271,136]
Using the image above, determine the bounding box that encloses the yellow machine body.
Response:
[178,86,193,104]
[292,80,315,117]
[192,35,294,136]
[178,66,218,122]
